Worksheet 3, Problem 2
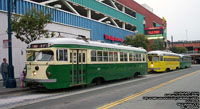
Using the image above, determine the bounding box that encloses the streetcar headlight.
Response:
[151,64,154,67]
[32,71,37,76]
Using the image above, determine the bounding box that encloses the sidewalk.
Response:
[0,79,29,94]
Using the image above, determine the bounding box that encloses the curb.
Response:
[0,88,30,95]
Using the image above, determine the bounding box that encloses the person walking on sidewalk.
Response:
[19,70,25,88]
[1,58,8,88]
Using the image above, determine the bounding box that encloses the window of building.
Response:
[115,2,123,11]
[125,7,136,18]
[125,23,136,32]
[31,0,49,3]
[101,0,115,8]
[153,22,156,27]
[47,1,74,14]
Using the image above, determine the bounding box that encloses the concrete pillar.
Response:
[87,9,91,19]
[122,22,125,29]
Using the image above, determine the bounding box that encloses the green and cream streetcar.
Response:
[25,37,147,89]
[179,54,192,69]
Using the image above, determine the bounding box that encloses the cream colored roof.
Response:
[29,38,147,52]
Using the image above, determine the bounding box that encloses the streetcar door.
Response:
[70,49,86,86]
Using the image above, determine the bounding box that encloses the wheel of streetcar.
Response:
[94,78,103,85]
[166,68,170,72]
[134,72,140,77]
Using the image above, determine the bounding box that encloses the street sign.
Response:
[3,40,8,48]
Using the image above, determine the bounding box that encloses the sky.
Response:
[134,0,200,41]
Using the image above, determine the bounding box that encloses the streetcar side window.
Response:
[160,56,163,61]
[136,53,139,61]
[78,53,85,63]
[129,53,133,61]
[124,53,128,61]
[97,51,103,62]
[133,53,136,61]
[130,53,135,61]
[143,54,146,61]
[138,54,142,61]
[120,52,123,61]
[91,50,97,62]
[114,52,118,62]
[164,58,179,61]
[57,49,68,61]
[120,52,128,62]
[103,51,108,62]
[109,52,114,62]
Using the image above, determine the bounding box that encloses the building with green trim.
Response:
[0,0,165,78]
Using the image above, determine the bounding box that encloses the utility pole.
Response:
[185,29,188,41]
[171,35,173,47]
[6,0,16,88]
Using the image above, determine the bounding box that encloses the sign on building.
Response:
[145,27,164,39]
[3,40,8,48]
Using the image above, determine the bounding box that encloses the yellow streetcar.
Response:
[148,51,180,72]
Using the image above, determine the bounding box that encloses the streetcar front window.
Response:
[153,56,159,61]
[148,56,159,61]
[27,51,54,61]
[148,56,152,61]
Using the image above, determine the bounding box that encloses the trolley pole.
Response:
[6,0,16,88]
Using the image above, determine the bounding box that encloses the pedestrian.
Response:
[19,70,25,88]
[1,58,8,88]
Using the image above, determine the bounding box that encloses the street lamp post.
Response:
[6,0,16,88]
[171,35,173,47]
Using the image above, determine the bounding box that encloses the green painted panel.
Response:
[180,62,192,69]
[69,0,144,33]
[43,63,147,89]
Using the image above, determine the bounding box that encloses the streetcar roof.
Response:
[178,54,191,58]
[29,38,146,52]
[148,50,180,56]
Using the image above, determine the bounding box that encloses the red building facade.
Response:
[170,41,200,64]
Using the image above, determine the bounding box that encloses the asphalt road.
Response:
[2,65,200,109]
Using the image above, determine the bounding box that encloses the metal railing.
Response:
[184,50,200,55]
